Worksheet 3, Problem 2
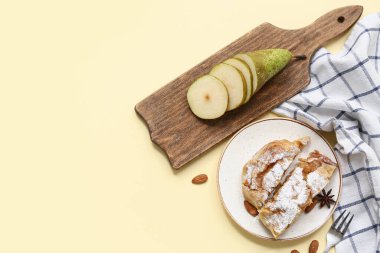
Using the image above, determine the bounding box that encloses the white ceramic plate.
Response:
[217,118,341,241]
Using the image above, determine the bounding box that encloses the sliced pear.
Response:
[246,49,292,92]
[235,53,257,97]
[187,75,228,119]
[210,63,246,111]
[186,49,294,119]
[224,58,252,104]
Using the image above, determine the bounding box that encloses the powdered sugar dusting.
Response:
[266,204,300,234]
[307,171,328,197]
[243,145,300,191]
[262,158,292,192]
[264,167,310,234]
[243,165,254,188]
[242,139,308,209]
[257,191,269,202]
[257,146,299,166]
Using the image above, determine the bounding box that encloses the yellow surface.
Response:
[0,1,378,252]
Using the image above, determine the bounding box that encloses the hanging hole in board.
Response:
[337,16,345,23]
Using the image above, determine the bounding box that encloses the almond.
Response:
[244,200,258,217]
[192,174,208,184]
[309,240,319,253]
[305,198,318,213]
[291,250,300,253]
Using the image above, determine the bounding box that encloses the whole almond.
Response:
[305,198,318,213]
[244,200,258,217]
[192,174,208,184]
[309,240,319,253]
[291,250,300,253]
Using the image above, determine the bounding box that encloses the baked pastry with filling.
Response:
[242,137,310,209]
[259,150,337,239]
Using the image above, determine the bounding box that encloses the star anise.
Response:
[316,189,336,208]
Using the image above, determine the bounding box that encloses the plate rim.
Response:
[216,117,342,241]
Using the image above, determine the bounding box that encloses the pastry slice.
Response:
[304,150,337,197]
[242,137,310,209]
[259,150,337,239]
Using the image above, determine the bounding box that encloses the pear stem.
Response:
[293,55,307,60]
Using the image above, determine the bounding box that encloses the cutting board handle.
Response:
[300,5,363,52]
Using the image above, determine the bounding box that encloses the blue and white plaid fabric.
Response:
[273,13,380,253]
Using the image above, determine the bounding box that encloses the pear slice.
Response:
[210,63,247,111]
[224,58,252,104]
[235,53,257,97]
[246,49,292,92]
[187,75,228,119]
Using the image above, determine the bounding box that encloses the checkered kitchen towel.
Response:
[273,13,380,253]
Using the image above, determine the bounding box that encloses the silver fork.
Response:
[324,210,355,253]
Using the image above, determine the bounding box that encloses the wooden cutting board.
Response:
[135,6,363,169]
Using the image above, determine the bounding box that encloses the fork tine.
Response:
[337,212,351,232]
[341,214,354,235]
[332,210,346,228]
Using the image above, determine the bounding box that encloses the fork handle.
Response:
[323,243,334,253]
[324,232,342,253]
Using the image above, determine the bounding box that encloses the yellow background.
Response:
[1,1,378,252]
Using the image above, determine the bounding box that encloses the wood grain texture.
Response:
[135,5,363,169]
